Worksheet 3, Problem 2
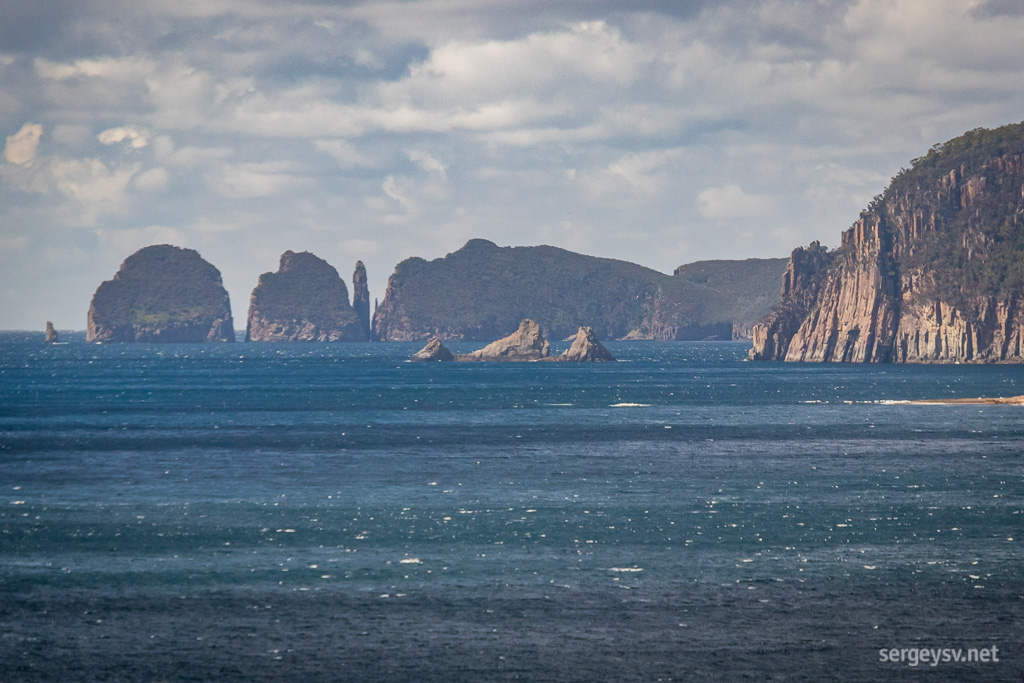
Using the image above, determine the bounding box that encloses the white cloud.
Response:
[134,167,169,192]
[4,123,43,165]
[697,184,778,220]
[207,161,310,199]
[314,139,374,170]
[35,56,154,81]
[98,126,150,149]
[94,225,188,255]
[49,158,139,224]
[406,149,447,179]
[165,145,234,167]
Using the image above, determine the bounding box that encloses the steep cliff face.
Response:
[87,245,234,343]
[352,261,371,341]
[246,251,367,342]
[752,121,1024,363]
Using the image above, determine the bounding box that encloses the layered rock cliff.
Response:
[246,251,367,342]
[87,245,234,343]
[373,239,786,342]
[751,121,1024,363]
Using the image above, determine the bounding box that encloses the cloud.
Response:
[406,149,447,179]
[4,122,42,165]
[207,161,310,199]
[98,126,150,149]
[314,139,374,170]
[697,184,777,220]
[0,235,29,251]
[49,157,139,224]
[134,167,169,192]
[165,145,234,168]
[94,225,188,255]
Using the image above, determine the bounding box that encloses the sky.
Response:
[2,0,1024,331]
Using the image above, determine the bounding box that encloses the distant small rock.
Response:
[410,337,454,362]
[456,319,550,361]
[44,321,58,344]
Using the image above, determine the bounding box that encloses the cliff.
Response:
[373,239,786,342]
[751,121,1024,363]
[352,261,371,340]
[246,251,367,342]
[87,245,234,343]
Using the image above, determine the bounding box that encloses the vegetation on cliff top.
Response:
[247,251,364,340]
[882,120,1024,309]
[374,239,786,341]
[88,245,233,340]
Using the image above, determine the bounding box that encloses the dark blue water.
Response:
[1,336,1022,681]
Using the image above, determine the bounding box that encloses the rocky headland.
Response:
[374,238,785,342]
[751,121,1024,363]
[410,320,616,362]
[87,245,234,343]
[246,251,367,342]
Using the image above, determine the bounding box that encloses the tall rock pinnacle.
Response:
[353,260,371,341]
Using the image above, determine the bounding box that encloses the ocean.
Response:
[1,334,1021,681]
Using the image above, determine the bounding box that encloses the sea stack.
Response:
[44,321,58,344]
[549,326,615,361]
[246,251,367,342]
[455,319,550,361]
[353,261,371,341]
[87,245,234,343]
[410,337,454,361]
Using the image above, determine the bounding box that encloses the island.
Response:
[374,238,785,342]
[86,244,235,343]
[246,251,368,342]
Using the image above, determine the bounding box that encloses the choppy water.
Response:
[1,335,1022,681]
